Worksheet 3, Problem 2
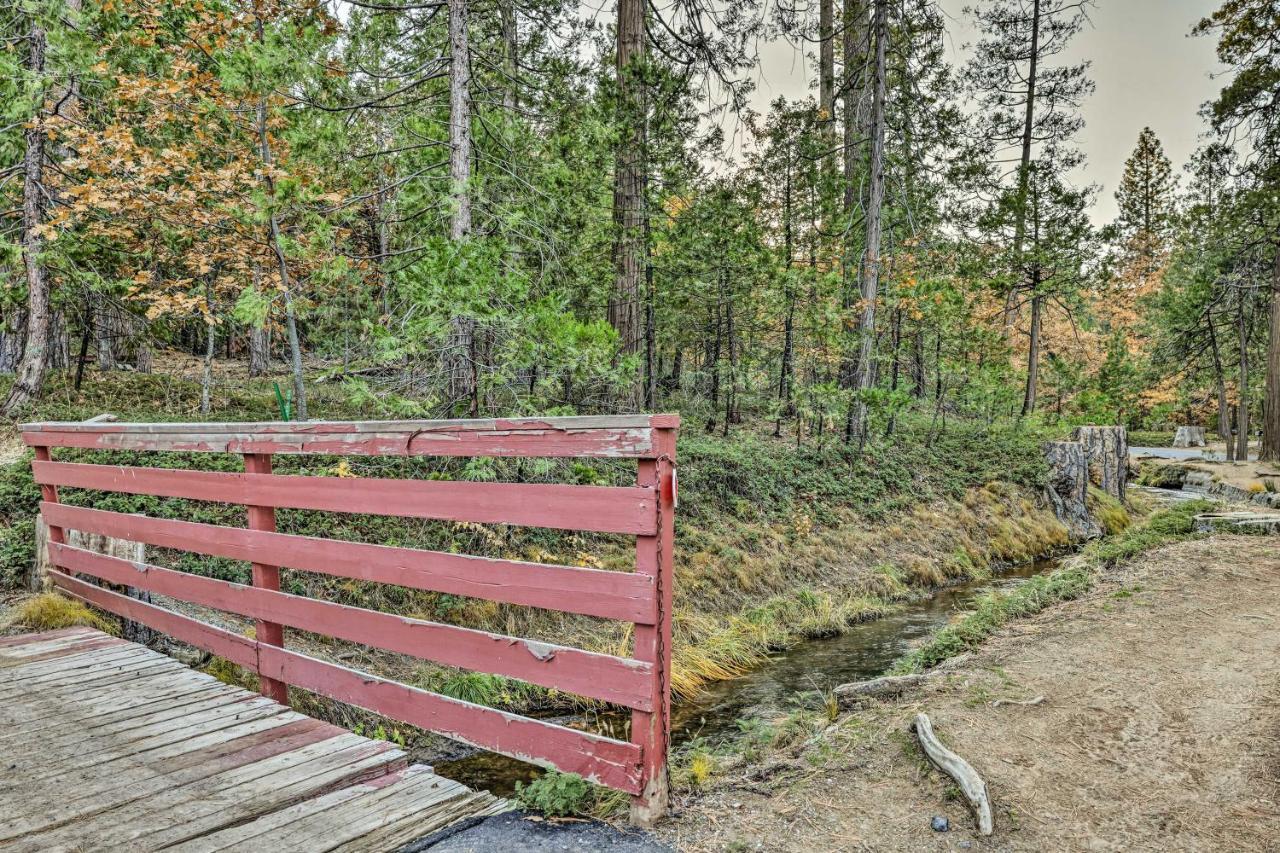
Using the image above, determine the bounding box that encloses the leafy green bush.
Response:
[514,771,591,817]
[676,416,1049,526]
[0,519,36,588]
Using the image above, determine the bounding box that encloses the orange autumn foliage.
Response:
[45,0,361,329]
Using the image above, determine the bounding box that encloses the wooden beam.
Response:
[41,503,656,623]
[32,461,658,534]
[21,415,680,459]
[50,543,655,710]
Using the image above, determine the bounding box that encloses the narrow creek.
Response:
[433,557,1061,797]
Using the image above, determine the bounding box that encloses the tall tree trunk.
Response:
[1022,290,1043,415]
[839,0,863,400]
[934,329,943,402]
[249,324,270,377]
[643,171,656,410]
[448,0,472,242]
[73,301,91,391]
[1262,242,1280,461]
[1004,0,1040,336]
[444,0,477,416]
[705,305,721,433]
[723,286,737,436]
[911,324,925,398]
[839,0,867,391]
[663,347,682,395]
[48,310,68,370]
[2,18,51,417]
[96,301,117,371]
[1238,298,1251,462]
[253,17,306,420]
[886,307,901,436]
[200,293,216,415]
[611,0,646,404]
[500,0,518,114]
[775,153,795,437]
[847,0,887,446]
[0,311,27,374]
[819,0,834,128]
[368,190,392,318]
[1207,312,1233,460]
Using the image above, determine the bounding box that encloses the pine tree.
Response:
[1115,127,1177,276]
[965,0,1094,414]
[1195,0,1280,461]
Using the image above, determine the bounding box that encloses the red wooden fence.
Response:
[23,415,678,825]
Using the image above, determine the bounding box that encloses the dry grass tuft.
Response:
[5,593,116,634]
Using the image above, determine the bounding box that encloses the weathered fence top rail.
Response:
[25,414,680,826]
[22,415,680,458]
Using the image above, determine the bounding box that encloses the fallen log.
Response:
[912,713,993,836]
[834,674,926,707]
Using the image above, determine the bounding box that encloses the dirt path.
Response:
[659,535,1280,852]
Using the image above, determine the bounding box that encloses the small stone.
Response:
[931,815,950,832]
[958,842,972,849]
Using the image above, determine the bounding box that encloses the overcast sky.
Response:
[742,0,1228,223]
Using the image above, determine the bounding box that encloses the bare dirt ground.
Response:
[1132,444,1280,493]
[659,535,1280,852]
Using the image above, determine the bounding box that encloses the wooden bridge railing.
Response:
[22,415,678,825]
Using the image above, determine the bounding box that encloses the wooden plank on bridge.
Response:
[0,628,509,852]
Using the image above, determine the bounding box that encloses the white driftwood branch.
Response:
[913,713,993,836]
[834,674,926,707]
[991,695,1044,708]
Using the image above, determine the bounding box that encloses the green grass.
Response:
[1128,430,1176,447]
[1087,487,1131,536]
[891,499,1214,674]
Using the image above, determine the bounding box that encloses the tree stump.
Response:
[1043,440,1103,540]
[1172,426,1206,448]
[35,518,154,644]
[1073,426,1128,502]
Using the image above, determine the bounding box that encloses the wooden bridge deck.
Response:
[0,627,508,852]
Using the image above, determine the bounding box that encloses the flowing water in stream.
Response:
[434,557,1061,796]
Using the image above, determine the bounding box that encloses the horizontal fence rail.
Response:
[23,415,678,824]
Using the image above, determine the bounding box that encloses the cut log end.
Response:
[912,712,993,836]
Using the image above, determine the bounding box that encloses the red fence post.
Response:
[33,446,64,589]
[244,452,288,704]
[630,424,676,827]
